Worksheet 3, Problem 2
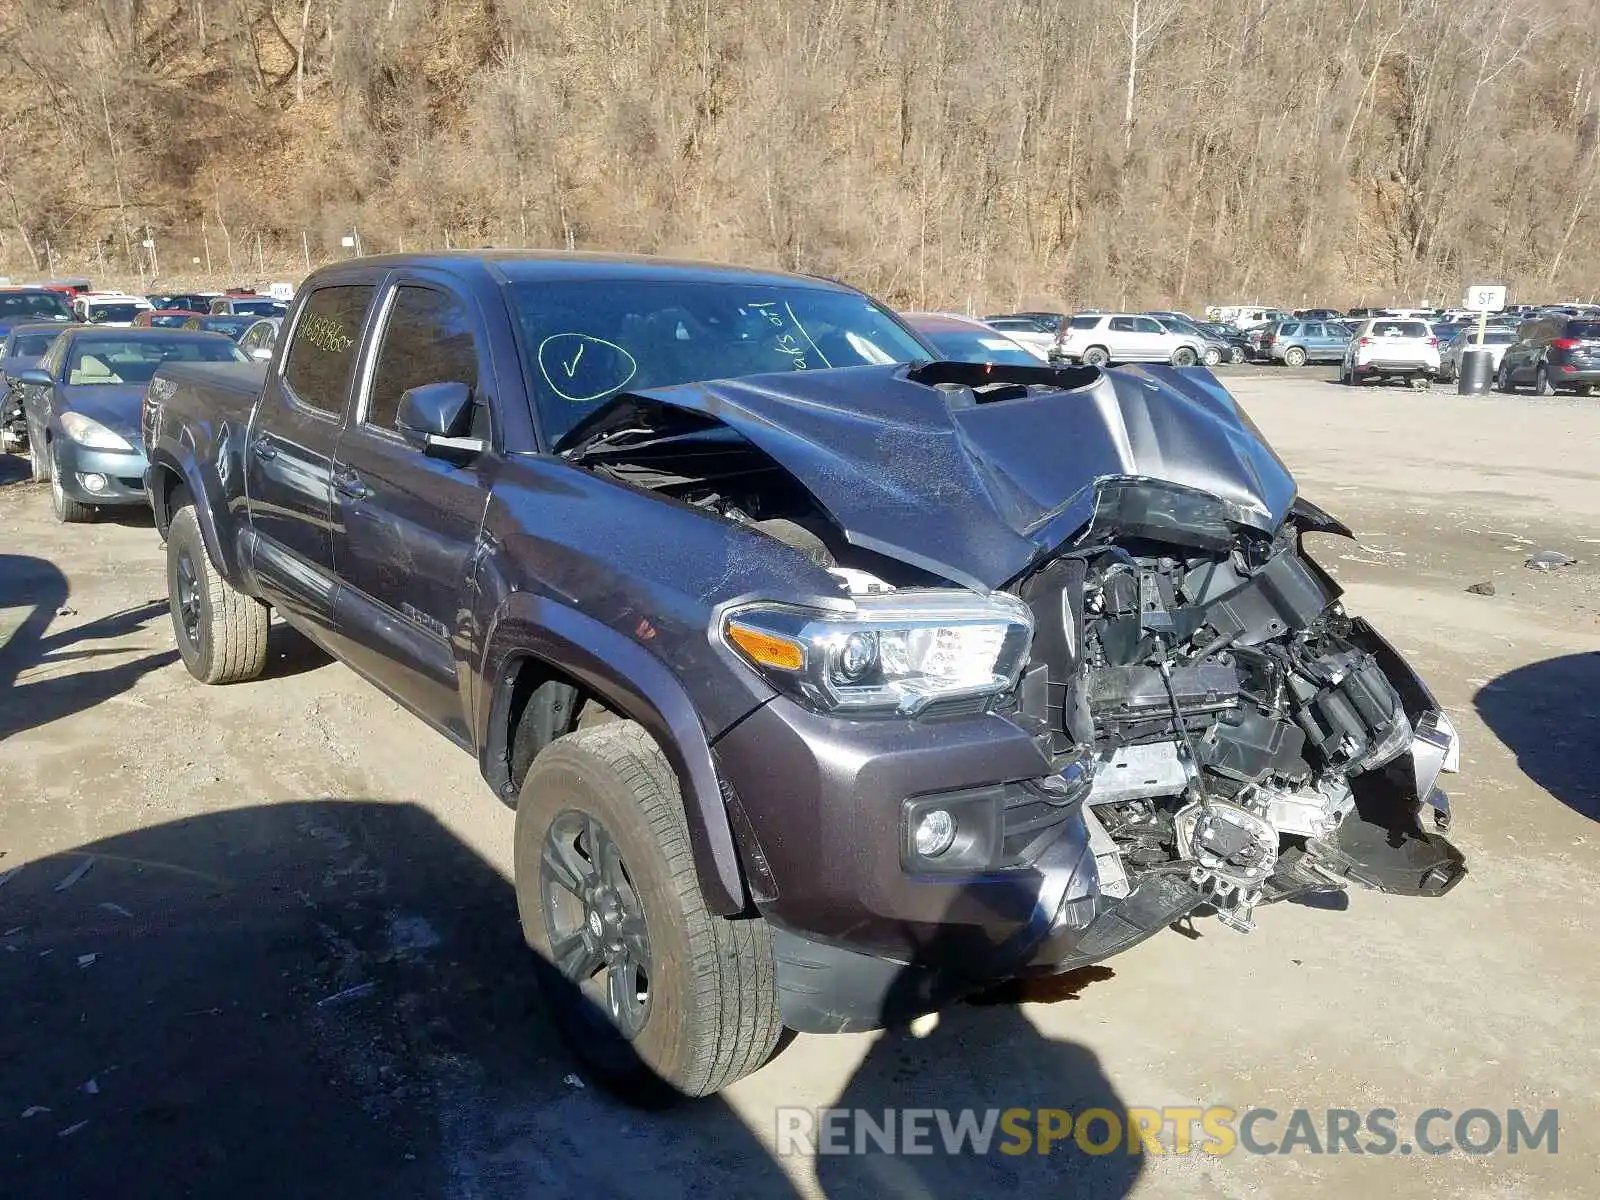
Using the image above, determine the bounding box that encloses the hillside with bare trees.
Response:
[2,0,1598,310]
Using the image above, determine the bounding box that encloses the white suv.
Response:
[1051,313,1210,367]
[1341,318,1440,388]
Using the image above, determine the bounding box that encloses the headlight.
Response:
[719,589,1034,715]
[58,411,133,451]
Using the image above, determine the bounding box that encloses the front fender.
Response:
[146,443,244,586]
[478,593,755,916]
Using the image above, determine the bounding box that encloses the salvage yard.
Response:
[2,371,1599,1198]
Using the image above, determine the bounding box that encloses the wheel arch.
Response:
[478,597,752,917]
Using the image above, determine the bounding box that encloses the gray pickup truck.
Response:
[142,251,1466,1098]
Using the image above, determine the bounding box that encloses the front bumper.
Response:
[52,438,149,506]
[714,696,1108,1030]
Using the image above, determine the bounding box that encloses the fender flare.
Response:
[478,594,750,916]
[146,446,243,583]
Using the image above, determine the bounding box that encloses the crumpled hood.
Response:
[60,384,148,445]
[568,362,1299,590]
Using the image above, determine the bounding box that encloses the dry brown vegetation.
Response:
[2,0,1598,310]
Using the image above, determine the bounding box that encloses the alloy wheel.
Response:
[174,544,204,652]
[541,809,652,1038]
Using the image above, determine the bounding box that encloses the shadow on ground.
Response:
[1475,651,1600,820]
[0,799,1143,1200]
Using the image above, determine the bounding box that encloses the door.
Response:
[327,280,491,742]
[245,282,376,625]
[1301,322,1326,359]
[1130,316,1169,360]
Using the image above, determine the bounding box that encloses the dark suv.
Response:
[1496,314,1600,395]
[142,252,1465,1098]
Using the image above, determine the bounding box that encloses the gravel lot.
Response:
[1,371,1597,1198]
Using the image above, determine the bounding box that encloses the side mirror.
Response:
[396,381,483,463]
[15,367,53,387]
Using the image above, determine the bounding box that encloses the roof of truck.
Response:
[326,250,857,292]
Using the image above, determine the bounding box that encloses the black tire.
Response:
[1496,361,1515,393]
[28,433,50,483]
[49,444,94,523]
[166,505,270,684]
[1229,346,1245,365]
[1534,365,1553,396]
[1081,345,1110,367]
[514,722,782,1099]
[1170,346,1198,367]
[1284,346,1307,367]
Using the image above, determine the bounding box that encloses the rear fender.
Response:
[478,593,749,916]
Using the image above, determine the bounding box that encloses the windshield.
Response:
[0,291,72,320]
[8,331,61,357]
[200,316,254,338]
[923,328,1044,367]
[504,279,929,442]
[86,303,145,324]
[65,336,248,384]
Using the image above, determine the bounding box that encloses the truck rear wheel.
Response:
[514,721,782,1099]
[166,505,270,684]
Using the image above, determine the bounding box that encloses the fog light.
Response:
[80,472,108,494]
[913,809,956,858]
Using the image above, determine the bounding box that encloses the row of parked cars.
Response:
[0,283,290,516]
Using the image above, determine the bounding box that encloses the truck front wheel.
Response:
[514,721,782,1099]
[166,505,270,684]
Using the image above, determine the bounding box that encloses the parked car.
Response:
[1148,315,1225,366]
[1496,314,1600,395]
[182,314,258,341]
[1196,321,1250,364]
[1292,308,1342,321]
[144,252,1464,1100]
[1438,327,1515,382]
[208,294,286,317]
[72,293,153,326]
[1051,312,1212,366]
[902,312,1050,367]
[993,310,1068,335]
[10,327,246,519]
[1339,318,1439,387]
[1,322,69,452]
[0,287,75,339]
[1228,306,1285,330]
[236,316,283,362]
[1268,319,1350,366]
[981,315,1054,359]
[147,292,216,313]
[136,310,207,329]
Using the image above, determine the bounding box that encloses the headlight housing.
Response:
[720,589,1034,716]
[58,411,133,451]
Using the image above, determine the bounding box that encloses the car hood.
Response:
[59,384,147,443]
[561,362,1299,590]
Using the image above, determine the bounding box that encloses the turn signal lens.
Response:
[725,621,805,671]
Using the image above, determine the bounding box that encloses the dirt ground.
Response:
[2,371,1598,1199]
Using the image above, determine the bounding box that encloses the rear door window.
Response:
[1564,321,1600,339]
[1068,315,1101,330]
[1133,317,1164,334]
[364,285,482,436]
[1109,317,1137,333]
[283,285,375,415]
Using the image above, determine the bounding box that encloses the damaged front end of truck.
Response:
[558,357,1466,977]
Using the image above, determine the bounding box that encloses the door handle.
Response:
[332,467,369,500]
[250,435,277,461]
